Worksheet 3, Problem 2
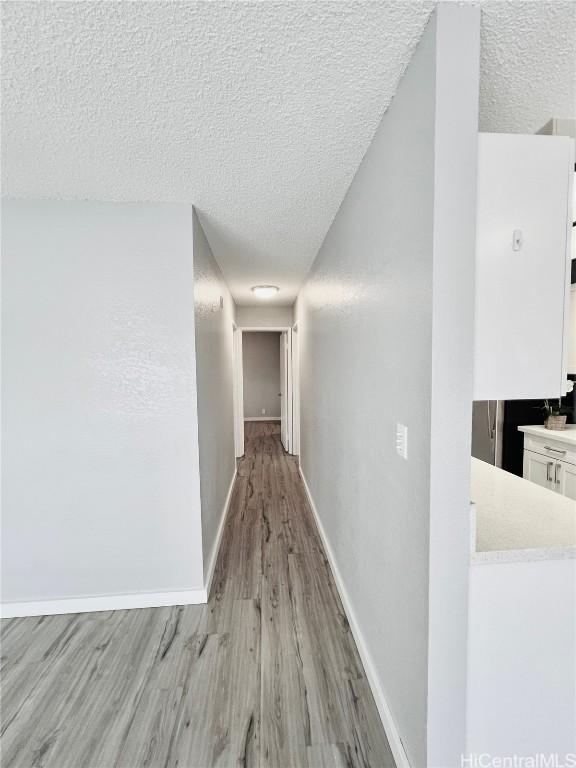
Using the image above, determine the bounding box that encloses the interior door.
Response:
[280,331,288,451]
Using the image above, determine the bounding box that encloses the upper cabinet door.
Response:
[474,133,574,400]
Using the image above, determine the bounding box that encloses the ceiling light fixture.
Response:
[251,285,279,299]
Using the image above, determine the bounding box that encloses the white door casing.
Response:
[291,324,300,457]
[279,331,289,451]
[232,327,244,457]
[234,326,294,455]
[286,330,293,454]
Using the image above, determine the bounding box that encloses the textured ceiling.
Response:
[479,1,575,135]
[2,1,575,305]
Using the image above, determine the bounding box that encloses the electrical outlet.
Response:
[396,424,408,460]
[261,408,266,415]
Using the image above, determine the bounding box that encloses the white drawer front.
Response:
[524,436,576,467]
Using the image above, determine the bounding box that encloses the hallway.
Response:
[1,422,394,768]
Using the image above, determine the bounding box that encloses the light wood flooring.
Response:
[1,421,395,768]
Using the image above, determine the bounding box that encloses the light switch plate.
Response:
[396,423,408,459]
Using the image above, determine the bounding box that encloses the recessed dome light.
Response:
[251,285,279,299]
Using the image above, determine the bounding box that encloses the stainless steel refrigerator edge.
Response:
[471,400,503,465]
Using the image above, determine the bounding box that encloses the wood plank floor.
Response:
[1,422,395,768]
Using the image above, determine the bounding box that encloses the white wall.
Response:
[192,209,236,583]
[242,332,281,418]
[236,304,293,328]
[2,200,205,609]
[295,7,479,767]
[467,558,576,757]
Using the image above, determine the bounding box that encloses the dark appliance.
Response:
[501,377,576,477]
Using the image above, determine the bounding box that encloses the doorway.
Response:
[232,326,297,457]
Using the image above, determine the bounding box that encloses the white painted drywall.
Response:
[242,332,281,419]
[426,8,480,767]
[2,200,205,605]
[192,209,236,583]
[295,7,479,766]
[467,558,576,757]
[236,305,293,328]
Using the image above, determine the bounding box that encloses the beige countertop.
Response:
[470,457,576,564]
[518,424,576,447]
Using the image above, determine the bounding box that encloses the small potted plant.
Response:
[543,380,574,430]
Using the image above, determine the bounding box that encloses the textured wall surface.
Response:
[192,209,236,583]
[3,1,572,304]
[1,200,204,603]
[295,6,480,765]
[242,332,281,419]
[295,16,437,765]
[479,1,575,135]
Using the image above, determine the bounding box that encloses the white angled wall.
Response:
[192,209,237,584]
[2,200,205,609]
[295,7,480,767]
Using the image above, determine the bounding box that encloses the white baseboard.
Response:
[0,588,207,619]
[204,466,237,598]
[298,466,410,768]
[2,468,240,621]
[244,416,280,421]
[2,468,240,620]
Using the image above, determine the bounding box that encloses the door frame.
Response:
[233,326,296,455]
[232,324,244,458]
[291,322,300,457]
[280,330,288,450]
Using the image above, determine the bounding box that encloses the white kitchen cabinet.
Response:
[522,450,557,492]
[519,425,576,500]
[556,460,576,500]
[474,133,574,400]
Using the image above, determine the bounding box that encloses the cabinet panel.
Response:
[474,133,574,400]
[557,461,576,500]
[523,450,556,492]
[524,434,576,467]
